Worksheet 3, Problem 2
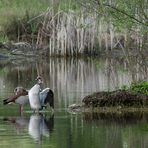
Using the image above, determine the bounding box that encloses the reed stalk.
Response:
[35,8,109,56]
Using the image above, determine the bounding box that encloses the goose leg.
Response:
[35,109,39,115]
[19,105,24,116]
[51,107,54,114]
[21,105,24,112]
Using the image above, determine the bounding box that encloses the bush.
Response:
[130,81,148,95]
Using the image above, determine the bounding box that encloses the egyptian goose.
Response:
[3,86,29,112]
[29,76,54,112]
[28,76,43,112]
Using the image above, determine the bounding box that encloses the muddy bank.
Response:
[0,42,40,57]
[1,41,148,59]
[82,90,148,108]
[82,90,148,107]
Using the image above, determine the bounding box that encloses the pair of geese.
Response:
[3,76,54,113]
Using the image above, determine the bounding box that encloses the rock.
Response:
[68,104,82,113]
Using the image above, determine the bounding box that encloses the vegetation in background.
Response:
[130,82,148,95]
[0,0,148,56]
[78,0,148,50]
[121,81,148,95]
[0,0,50,41]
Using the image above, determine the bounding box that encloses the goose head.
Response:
[35,76,44,91]
[14,86,27,95]
[35,76,43,85]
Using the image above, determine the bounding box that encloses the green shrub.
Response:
[130,81,148,95]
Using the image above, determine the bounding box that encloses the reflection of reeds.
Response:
[83,111,148,125]
[30,57,148,107]
[1,56,147,107]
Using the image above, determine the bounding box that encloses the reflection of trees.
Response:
[0,56,147,107]
[105,56,148,90]
[83,112,148,148]
[127,55,148,82]
[67,113,123,148]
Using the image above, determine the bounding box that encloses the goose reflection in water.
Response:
[3,113,54,142]
[3,116,29,134]
[28,114,54,142]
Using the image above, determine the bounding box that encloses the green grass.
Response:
[0,0,79,29]
[0,0,50,38]
[0,0,50,17]
[0,0,80,42]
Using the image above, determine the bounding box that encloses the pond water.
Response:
[0,57,147,148]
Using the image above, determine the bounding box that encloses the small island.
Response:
[69,82,148,113]
[83,81,148,111]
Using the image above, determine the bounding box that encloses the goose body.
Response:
[28,76,54,112]
[28,84,41,111]
[15,95,29,105]
[3,87,29,113]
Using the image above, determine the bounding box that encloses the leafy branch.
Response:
[77,0,148,27]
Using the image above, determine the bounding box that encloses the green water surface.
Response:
[0,57,147,148]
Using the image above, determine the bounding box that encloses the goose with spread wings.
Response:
[28,76,54,112]
[3,77,54,113]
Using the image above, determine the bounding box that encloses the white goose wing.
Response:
[28,84,41,110]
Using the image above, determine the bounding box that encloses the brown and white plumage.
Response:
[3,87,29,112]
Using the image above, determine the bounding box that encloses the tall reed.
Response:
[36,8,120,56]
